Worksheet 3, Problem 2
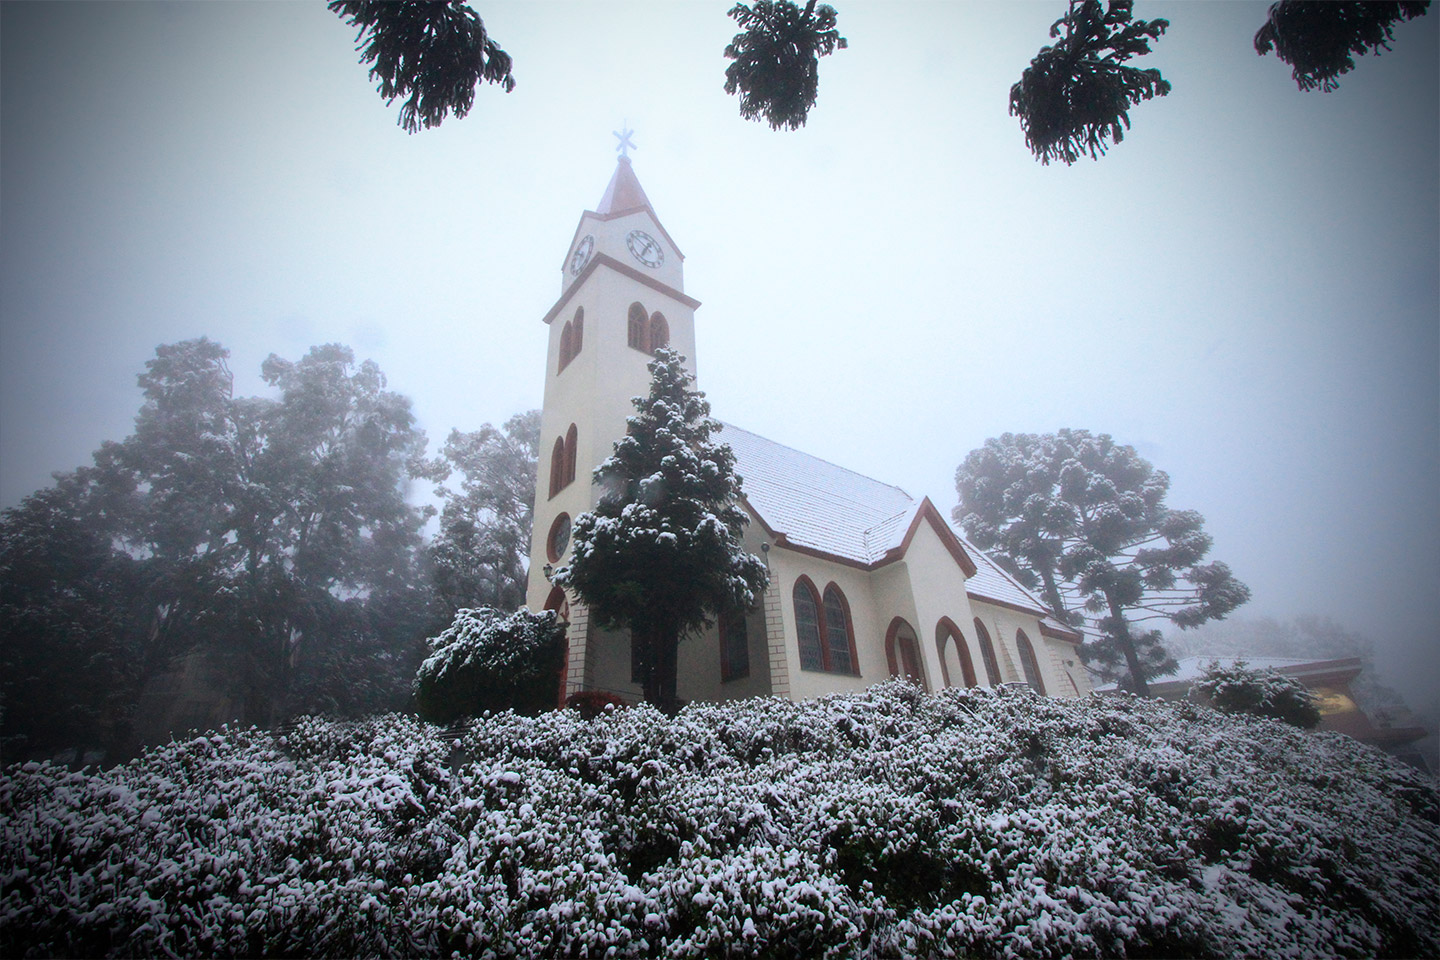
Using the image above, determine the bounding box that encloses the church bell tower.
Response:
[526,150,701,700]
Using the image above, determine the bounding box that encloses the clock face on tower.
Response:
[625,229,664,268]
[569,235,595,275]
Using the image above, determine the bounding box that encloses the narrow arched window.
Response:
[649,312,669,353]
[821,585,855,674]
[627,302,648,352]
[558,320,574,373]
[885,618,926,689]
[936,618,977,688]
[572,307,584,355]
[793,578,824,672]
[549,436,566,499]
[1016,629,1046,694]
[973,618,1001,686]
[564,424,578,487]
[720,608,750,682]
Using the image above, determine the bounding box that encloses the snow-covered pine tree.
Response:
[553,348,768,713]
[955,428,1250,695]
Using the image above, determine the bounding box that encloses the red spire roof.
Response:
[595,155,653,215]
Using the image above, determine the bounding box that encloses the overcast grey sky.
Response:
[2,2,1436,706]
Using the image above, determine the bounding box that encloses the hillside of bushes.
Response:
[2,682,1436,958]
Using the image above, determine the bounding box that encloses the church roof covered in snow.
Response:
[722,422,1080,641]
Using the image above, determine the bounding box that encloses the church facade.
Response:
[524,156,1091,706]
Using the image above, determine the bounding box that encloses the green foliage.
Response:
[329,0,515,134]
[1010,0,1171,165]
[413,607,566,723]
[1255,1,1430,92]
[0,339,435,760]
[724,0,847,131]
[423,411,540,617]
[554,348,768,711]
[1194,660,1322,728]
[954,428,1249,694]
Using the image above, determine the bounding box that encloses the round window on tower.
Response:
[547,512,572,563]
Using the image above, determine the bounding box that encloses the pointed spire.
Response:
[595,156,653,216]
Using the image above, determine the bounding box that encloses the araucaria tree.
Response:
[554,348,768,713]
[954,429,1250,695]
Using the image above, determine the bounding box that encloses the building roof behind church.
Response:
[595,156,653,216]
[722,422,1077,637]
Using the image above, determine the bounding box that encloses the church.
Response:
[524,153,1092,706]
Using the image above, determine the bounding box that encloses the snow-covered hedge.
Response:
[3,682,1436,958]
[1193,660,1322,728]
[413,607,565,722]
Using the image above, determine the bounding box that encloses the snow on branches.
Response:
[2,683,1435,957]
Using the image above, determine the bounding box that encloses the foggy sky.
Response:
[2,2,1436,708]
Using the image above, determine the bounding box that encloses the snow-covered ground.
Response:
[3,681,1435,957]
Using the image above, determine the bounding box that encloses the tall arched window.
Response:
[548,426,578,498]
[627,302,648,352]
[558,321,574,374]
[885,618,926,689]
[572,307,583,355]
[1016,629,1046,694]
[973,618,1001,686]
[821,585,856,675]
[649,312,669,353]
[545,586,570,708]
[719,608,750,682]
[936,618,977,688]
[564,424,578,487]
[549,436,566,498]
[792,577,859,675]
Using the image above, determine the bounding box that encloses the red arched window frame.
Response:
[572,307,583,355]
[564,424,578,487]
[885,617,927,690]
[973,618,1001,686]
[548,436,566,499]
[935,617,977,688]
[792,577,859,675]
[649,312,669,353]
[627,302,648,352]
[1016,629,1046,694]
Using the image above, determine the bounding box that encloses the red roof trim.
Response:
[541,253,700,325]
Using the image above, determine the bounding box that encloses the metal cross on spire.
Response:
[613,123,636,158]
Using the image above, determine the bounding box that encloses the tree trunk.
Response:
[1039,567,1069,624]
[1105,594,1149,697]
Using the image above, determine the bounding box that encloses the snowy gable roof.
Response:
[722,423,916,565]
[720,422,1075,636]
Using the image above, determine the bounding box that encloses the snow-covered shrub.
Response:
[3,681,1436,958]
[1193,660,1322,728]
[412,607,565,723]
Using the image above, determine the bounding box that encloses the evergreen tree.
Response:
[724,1,847,131]
[1009,0,1172,166]
[954,428,1250,695]
[553,348,768,713]
[329,0,515,134]
[1254,1,1430,92]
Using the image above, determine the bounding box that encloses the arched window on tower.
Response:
[936,618,977,688]
[973,618,1001,686]
[627,302,648,352]
[1016,629,1046,694]
[564,424,578,487]
[549,425,578,498]
[549,436,566,499]
[885,617,927,690]
[649,312,669,353]
[572,307,583,355]
[558,321,574,374]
